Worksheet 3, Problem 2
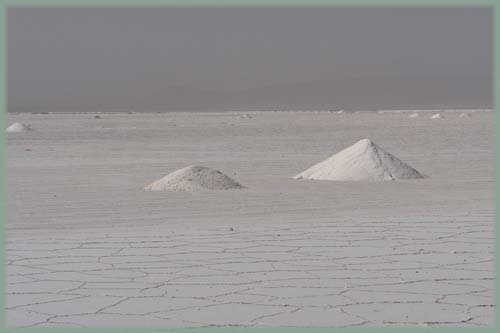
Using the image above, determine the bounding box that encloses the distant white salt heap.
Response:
[294,139,426,181]
[459,113,471,118]
[145,165,245,191]
[430,113,444,119]
[6,122,32,133]
[408,112,419,118]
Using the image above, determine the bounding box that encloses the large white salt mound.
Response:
[408,112,419,118]
[145,165,245,191]
[294,139,427,181]
[6,122,32,133]
[430,113,444,119]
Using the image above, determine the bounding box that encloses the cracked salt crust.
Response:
[6,111,494,327]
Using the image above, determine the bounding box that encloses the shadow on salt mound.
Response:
[145,165,245,191]
[294,139,427,182]
[430,113,444,119]
[6,122,32,133]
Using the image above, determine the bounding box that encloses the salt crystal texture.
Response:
[145,165,245,191]
[6,122,32,133]
[294,139,427,181]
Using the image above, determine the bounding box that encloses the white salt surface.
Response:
[6,111,494,328]
[6,122,32,133]
[145,165,244,191]
[294,139,426,181]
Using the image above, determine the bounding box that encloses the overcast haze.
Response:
[8,7,492,112]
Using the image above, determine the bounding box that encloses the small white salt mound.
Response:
[335,110,345,114]
[6,122,32,133]
[145,165,245,191]
[294,139,427,181]
[430,113,444,119]
[240,114,253,119]
[459,113,471,118]
[408,112,419,118]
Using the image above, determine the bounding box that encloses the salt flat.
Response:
[6,111,494,328]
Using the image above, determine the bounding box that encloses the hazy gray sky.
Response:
[8,7,492,111]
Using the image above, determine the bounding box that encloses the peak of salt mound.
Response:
[6,122,32,133]
[408,112,419,118]
[294,139,427,181]
[145,165,245,191]
[430,113,443,119]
